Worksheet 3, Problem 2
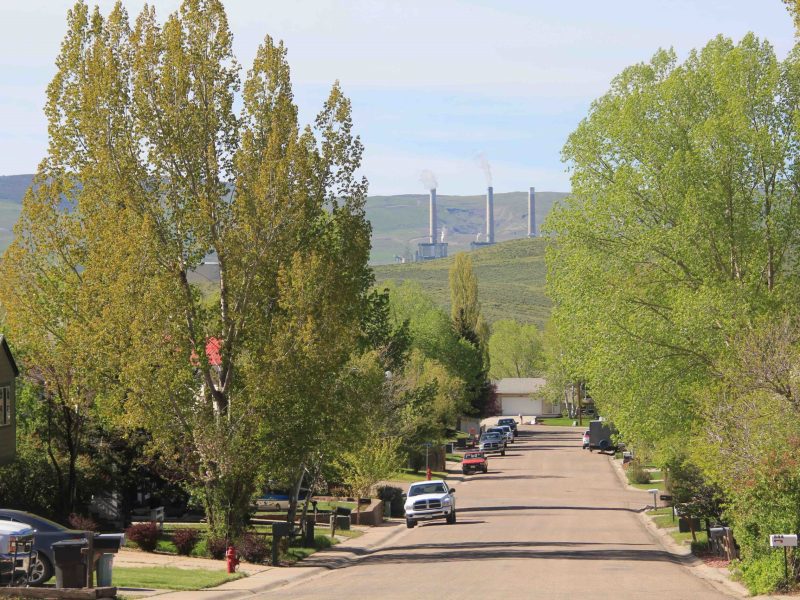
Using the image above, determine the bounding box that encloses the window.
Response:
[0,386,10,426]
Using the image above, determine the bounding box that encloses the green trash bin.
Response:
[95,553,114,587]
[51,539,88,589]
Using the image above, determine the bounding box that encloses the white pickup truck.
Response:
[0,520,36,586]
[404,480,456,528]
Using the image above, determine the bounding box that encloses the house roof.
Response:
[0,336,19,377]
[494,377,546,395]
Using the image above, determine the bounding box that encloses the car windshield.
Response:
[481,433,500,441]
[488,428,504,434]
[464,453,483,460]
[499,419,513,425]
[408,483,447,496]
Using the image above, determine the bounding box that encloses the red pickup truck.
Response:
[461,451,489,475]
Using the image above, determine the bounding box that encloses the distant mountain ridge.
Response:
[0,175,34,202]
[0,174,568,265]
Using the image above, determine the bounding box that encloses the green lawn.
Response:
[390,468,448,483]
[538,416,584,427]
[645,508,708,546]
[112,566,244,590]
[631,472,665,491]
[446,453,463,462]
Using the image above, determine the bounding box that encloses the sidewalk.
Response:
[115,549,270,576]
[121,521,406,599]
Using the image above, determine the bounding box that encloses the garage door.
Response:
[500,396,542,415]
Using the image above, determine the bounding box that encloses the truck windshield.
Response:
[409,483,447,496]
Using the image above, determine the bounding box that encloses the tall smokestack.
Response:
[528,186,536,237]
[486,186,494,244]
[429,188,437,244]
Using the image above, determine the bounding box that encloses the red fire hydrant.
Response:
[426,467,432,480]
[226,545,239,574]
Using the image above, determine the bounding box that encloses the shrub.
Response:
[172,528,200,556]
[740,553,787,595]
[376,485,405,517]
[207,536,229,560]
[626,461,651,485]
[237,532,269,563]
[314,534,333,549]
[125,522,160,552]
[68,514,99,532]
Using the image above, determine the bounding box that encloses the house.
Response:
[494,377,560,417]
[0,336,19,465]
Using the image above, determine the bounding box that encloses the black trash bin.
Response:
[52,539,88,589]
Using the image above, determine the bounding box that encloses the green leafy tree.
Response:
[449,254,492,415]
[546,33,800,458]
[339,435,400,524]
[4,0,371,540]
[488,319,545,379]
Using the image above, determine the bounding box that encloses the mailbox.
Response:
[770,534,798,547]
[271,522,292,538]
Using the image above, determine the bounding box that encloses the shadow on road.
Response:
[296,539,689,571]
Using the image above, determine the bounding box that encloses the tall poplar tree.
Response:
[2,0,371,539]
[448,253,493,415]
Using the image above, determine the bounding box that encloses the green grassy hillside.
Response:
[373,237,550,327]
[367,191,566,264]
[0,199,21,253]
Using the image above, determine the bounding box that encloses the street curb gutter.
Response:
[607,455,750,598]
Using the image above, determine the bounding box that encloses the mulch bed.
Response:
[696,553,730,569]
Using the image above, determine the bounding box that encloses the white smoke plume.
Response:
[441,226,447,243]
[419,169,438,190]
[476,153,492,186]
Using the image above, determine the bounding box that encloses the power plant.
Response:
[415,188,449,261]
[416,183,538,261]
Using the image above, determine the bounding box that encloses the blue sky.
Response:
[0,0,795,194]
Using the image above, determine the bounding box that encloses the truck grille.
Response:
[413,499,442,510]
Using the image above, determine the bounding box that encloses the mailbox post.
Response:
[769,534,798,585]
[647,488,659,509]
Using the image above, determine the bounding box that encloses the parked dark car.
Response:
[0,510,85,586]
[497,417,518,433]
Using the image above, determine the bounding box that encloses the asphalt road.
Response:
[265,425,734,600]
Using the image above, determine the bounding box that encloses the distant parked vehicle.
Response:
[0,510,86,586]
[461,451,489,475]
[497,417,518,434]
[479,432,506,456]
[487,426,512,445]
[496,425,515,442]
[582,430,590,449]
[588,420,618,453]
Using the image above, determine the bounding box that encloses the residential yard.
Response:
[646,507,709,548]
[113,566,244,591]
[390,468,448,482]
[630,469,665,490]
[538,416,583,427]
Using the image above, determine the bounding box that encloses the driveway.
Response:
[261,425,736,600]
